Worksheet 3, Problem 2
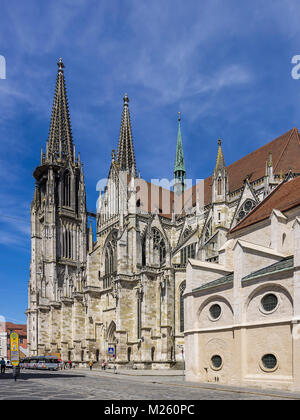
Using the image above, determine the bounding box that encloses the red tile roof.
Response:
[204,128,300,205]
[0,322,27,335]
[230,175,300,233]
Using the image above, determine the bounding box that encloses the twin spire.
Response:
[44,59,225,191]
[45,60,137,175]
[116,93,137,176]
[46,58,74,163]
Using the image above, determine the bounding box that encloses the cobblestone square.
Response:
[0,369,299,401]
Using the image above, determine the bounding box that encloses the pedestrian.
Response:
[0,358,5,374]
[101,360,106,370]
[68,360,72,369]
[89,360,93,371]
[12,365,20,382]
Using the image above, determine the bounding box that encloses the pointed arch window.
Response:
[152,228,166,266]
[137,294,142,339]
[180,243,196,265]
[63,171,71,207]
[61,226,73,260]
[142,235,146,266]
[217,177,222,195]
[104,231,118,289]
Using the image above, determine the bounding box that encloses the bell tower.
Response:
[27,59,87,355]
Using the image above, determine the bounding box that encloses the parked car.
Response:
[5,359,13,369]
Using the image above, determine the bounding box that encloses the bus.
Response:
[20,356,59,371]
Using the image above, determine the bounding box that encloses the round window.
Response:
[261,294,278,312]
[209,304,221,320]
[238,210,245,220]
[244,200,254,212]
[262,354,277,370]
[211,355,222,369]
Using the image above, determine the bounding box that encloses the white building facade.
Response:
[185,175,300,391]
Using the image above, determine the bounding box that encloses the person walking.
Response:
[89,360,93,371]
[0,358,5,374]
[12,365,20,382]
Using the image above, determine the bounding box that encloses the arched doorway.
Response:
[107,321,117,358]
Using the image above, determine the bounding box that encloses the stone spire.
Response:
[46,58,74,163]
[214,138,226,172]
[117,94,137,176]
[212,138,228,202]
[174,112,186,195]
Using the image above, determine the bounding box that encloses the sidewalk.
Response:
[104,368,184,376]
[73,368,300,400]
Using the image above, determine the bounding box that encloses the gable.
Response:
[204,128,300,206]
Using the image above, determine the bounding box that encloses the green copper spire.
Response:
[174,112,186,195]
[174,112,185,173]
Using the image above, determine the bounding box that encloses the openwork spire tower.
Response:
[117,94,137,176]
[46,58,74,162]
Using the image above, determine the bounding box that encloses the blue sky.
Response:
[1,0,300,323]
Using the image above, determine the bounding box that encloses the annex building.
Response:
[185,175,300,391]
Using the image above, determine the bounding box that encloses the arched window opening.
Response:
[62,228,72,260]
[282,233,286,246]
[63,171,71,207]
[128,347,131,362]
[68,230,72,259]
[107,321,117,345]
[137,296,142,339]
[142,236,146,266]
[217,177,222,195]
[103,231,118,289]
[105,250,109,275]
[152,228,166,266]
[180,243,196,266]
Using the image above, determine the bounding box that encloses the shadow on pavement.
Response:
[0,371,85,380]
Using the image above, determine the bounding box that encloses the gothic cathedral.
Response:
[27,60,299,368]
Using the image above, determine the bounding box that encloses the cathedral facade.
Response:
[26,60,300,368]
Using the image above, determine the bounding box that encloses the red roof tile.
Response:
[204,128,300,205]
[230,176,300,233]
